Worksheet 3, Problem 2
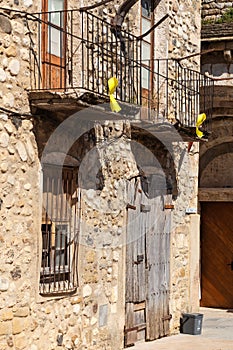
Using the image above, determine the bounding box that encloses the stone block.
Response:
[5,45,17,57]
[6,335,14,347]
[0,132,9,148]
[3,93,14,108]
[14,307,29,317]
[68,316,76,327]
[83,270,98,283]
[0,309,13,321]
[73,304,80,316]
[24,0,33,8]
[10,266,21,280]
[70,296,82,305]
[15,141,27,162]
[0,68,6,82]
[0,14,12,34]
[86,250,96,263]
[0,321,12,335]
[4,123,13,135]
[1,162,8,173]
[12,317,25,334]
[99,304,108,327]
[25,138,35,162]
[21,120,33,131]
[0,277,9,291]
[83,284,92,298]
[14,333,27,349]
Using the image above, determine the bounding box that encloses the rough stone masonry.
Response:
[0,0,203,349]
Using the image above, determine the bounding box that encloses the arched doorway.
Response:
[124,129,176,346]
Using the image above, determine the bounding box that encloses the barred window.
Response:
[40,164,79,295]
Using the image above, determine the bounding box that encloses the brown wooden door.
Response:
[201,202,233,308]
[125,176,171,346]
[42,0,67,90]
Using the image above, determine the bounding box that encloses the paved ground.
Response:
[133,308,233,350]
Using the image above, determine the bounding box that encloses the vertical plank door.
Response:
[125,178,147,346]
[201,202,233,308]
[125,177,172,347]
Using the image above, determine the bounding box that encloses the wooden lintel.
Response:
[199,188,233,202]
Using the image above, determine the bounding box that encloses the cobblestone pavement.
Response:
[132,308,233,350]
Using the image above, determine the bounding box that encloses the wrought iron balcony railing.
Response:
[29,9,213,133]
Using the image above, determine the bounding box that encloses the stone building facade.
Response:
[0,1,208,349]
[199,1,233,308]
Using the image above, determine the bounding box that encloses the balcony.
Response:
[28,9,213,140]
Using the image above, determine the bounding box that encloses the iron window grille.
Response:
[40,164,79,295]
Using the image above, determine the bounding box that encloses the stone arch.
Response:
[199,116,233,188]
[131,126,178,198]
[199,141,233,188]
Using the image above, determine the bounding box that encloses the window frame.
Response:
[141,0,155,91]
[40,164,79,296]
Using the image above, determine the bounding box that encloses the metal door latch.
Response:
[134,254,144,264]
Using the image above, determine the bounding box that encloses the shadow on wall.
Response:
[199,141,233,187]
[131,126,178,199]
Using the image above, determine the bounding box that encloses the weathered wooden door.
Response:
[125,176,171,346]
[42,0,67,89]
[201,202,233,308]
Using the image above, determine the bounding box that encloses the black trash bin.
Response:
[180,313,203,335]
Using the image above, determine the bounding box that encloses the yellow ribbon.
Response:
[196,113,206,138]
[108,77,121,113]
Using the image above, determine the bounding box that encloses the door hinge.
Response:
[126,203,136,210]
[162,314,172,321]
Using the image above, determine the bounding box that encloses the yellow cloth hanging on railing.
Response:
[196,113,206,138]
[108,77,121,113]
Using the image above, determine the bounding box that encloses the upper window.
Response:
[141,0,153,18]
[41,0,67,89]
[141,0,154,89]
[40,164,79,295]
[47,0,65,56]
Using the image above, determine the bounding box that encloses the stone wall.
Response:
[201,39,233,87]
[0,117,41,349]
[200,2,233,190]
[0,0,202,349]
[0,9,33,114]
[169,0,201,69]
[200,113,233,188]
[202,0,233,22]
[170,141,200,330]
